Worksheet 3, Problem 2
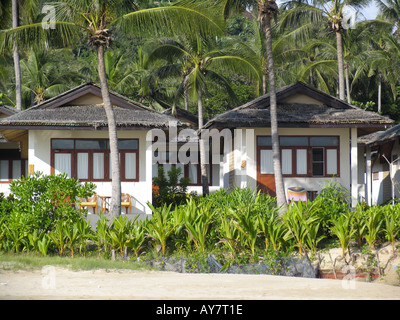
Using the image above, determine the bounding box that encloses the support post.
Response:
[351,128,358,207]
[366,146,372,206]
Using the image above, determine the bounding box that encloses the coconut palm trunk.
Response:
[197,89,209,196]
[12,0,22,111]
[259,0,286,209]
[345,63,351,103]
[97,44,121,217]
[336,31,346,101]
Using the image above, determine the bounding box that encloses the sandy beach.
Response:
[1,266,399,300]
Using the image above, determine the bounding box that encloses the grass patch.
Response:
[0,253,155,272]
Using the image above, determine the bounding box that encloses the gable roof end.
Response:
[204,82,393,129]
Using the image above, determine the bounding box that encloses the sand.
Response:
[1,242,400,300]
[0,266,400,300]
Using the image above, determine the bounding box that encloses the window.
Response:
[312,148,324,176]
[153,149,219,186]
[54,153,72,177]
[260,149,273,174]
[0,159,27,182]
[296,149,308,175]
[257,136,339,177]
[51,139,139,182]
[281,149,292,175]
[326,149,338,175]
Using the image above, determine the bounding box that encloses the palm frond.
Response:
[114,2,225,39]
[0,21,80,52]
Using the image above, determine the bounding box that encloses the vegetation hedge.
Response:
[0,174,399,268]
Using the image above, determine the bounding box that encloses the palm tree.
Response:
[12,0,22,111]
[146,36,259,195]
[21,48,82,105]
[257,1,286,209]
[221,0,287,208]
[376,0,400,35]
[280,0,370,101]
[7,0,39,111]
[1,0,224,216]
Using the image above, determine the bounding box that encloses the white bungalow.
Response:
[0,81,394,215]
[203,82,393,207]
[0,83,180,215]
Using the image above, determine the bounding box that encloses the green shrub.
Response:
[314,180,350,233]
[8,172,95,232]
[283,201,322,257]
[330,211,356,257]
[383,204,400,251]
[152,166,192,208]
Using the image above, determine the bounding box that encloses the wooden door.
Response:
[257,148,276,196]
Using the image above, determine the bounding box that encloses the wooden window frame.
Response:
[0,159,27,183]
[51,138,139,182]
[154,150,215,186]
[257,135,340,178]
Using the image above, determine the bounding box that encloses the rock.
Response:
[145,255,318,278]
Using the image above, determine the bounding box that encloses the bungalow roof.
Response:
[358,123,400,147]
[0,83,181,140]
[204,82,393,130]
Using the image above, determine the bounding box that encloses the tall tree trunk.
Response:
[262,73,267,95]
[263,11,286,210]
[336,31,345,101]
[12,0,22,111]
[378,71,382,113]
[345,63,351,104]
[197,89,209,196]
[184,77,189,111]
[97,45,121,217]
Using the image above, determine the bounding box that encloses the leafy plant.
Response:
[283,201,321,257]
[27,230,41,254]
[217,216,240,256]
[365,206,384,249]
[184,200,215,253]
[230,206,259,257]
[147,202,176,257]
[152,166,190,208]
[383,205,400,252]
[74,218,93,256]
[64,220,81,258]
[266,214,287,253]
[352,203,368,248]
[314,180,350,231]
[107,216,132,256]
[330,212,356,257]
[95,214,110,257]
[38,234,51,257]
[38,233,51,256]
[126,218,148,258]
[48,220,68,256]
[9,173,95,232]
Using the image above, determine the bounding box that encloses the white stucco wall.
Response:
[228,127,354,198]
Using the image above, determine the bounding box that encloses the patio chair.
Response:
[80,193,99,214]
[121,193,132,214]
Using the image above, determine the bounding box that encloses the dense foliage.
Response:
[0,175,399,267]
[1,1,400,122]
[152,166,192,208]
